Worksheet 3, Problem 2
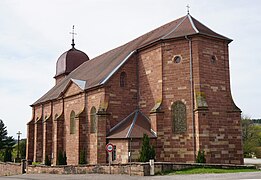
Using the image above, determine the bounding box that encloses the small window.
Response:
[173,55,182,63]
[211,55,217,64]
[172,101,187,133]
[70,111,76,134]
[120,72,127,87]
[112,145,116,161]
[90,107,97,133]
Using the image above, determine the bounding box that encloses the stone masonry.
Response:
[27,13,243,166]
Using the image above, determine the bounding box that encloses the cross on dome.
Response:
[186,4,190,14]
[70,25,77,48]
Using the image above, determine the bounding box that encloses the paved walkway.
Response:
[1,172,261,180]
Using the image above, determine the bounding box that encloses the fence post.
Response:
[149,159,154,175]
[21,159,26,174]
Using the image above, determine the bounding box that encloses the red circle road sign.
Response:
[106,143,114,152]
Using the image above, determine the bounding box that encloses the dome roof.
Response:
[55,47,89,78]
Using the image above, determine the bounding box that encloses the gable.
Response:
[63,79,84,97]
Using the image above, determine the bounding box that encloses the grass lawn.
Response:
[159,167,259,175]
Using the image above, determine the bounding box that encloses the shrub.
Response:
[79,149,86,164]
[32,161,41,165]
[57,151,67,165]
[3,148,12,162]
[139,134,155,162]
[196,150,206,163]
[44,154,51,166]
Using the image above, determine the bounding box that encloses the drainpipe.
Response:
[129,137,132,176]
[185,36,196,161]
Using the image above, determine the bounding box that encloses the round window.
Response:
[173,56,181,63]
[211,55,217,64]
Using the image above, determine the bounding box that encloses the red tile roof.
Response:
[33,14,231,105]
[106,110,156,139]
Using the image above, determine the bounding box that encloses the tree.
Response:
[57,150,67,165]
[79,149,86,164]
[139,134,155,162]
[19,139,26,159]
[241,116,261,157]
[44,154,51,166]
[196,150,206,163]
[0,119,15,162]
[0,119,8,150]
[12,139,26,160]
[3,136,15,162]
[4,148,12,162]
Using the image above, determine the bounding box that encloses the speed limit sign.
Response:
[106,143,114,152]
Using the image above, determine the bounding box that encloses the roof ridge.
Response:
[187,14,199,33]
[161,15,187,39]
[109,110,136,133]
[126,110,139,138]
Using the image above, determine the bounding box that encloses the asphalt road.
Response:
[1,172,261,180]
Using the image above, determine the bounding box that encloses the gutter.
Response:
[185,35,196,161]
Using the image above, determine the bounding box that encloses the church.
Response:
[26,13,243,165]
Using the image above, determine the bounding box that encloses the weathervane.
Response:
[186,4,190,14]
[70,25,77,48]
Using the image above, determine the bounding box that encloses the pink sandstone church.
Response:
[26,13,243,165]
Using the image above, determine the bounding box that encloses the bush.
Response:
[196,150,206,163]
[3,148,12,162]
[44,154,51,166]
[32,162,42,165]
[139,134,155,162]
[57,151,67,165]
[79,149,86,164]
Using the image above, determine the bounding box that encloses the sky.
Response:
[0,0,260,138]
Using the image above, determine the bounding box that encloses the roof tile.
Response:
[33,14,231,105]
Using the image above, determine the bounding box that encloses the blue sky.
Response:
[0,0,260,138]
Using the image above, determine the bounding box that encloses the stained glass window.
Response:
[172,101,187,133]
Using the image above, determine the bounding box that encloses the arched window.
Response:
[172,101,187,133]
[90,107,97,133]
[120,72,127,87]
[70,111,76,134]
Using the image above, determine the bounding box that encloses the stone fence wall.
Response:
[27,162,256,176]
[0,162,23,176]
[27,162,150,176]
[1,161,257,177]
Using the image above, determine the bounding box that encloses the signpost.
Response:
[106,143,114,174]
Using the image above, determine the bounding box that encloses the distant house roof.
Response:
[106,109,157,139]
[32,14,231,105]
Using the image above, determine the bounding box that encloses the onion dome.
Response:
[54,26,89,78]
[54,46,89,78]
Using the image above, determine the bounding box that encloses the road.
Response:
[1,172,261,180]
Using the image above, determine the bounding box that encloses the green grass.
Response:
[32,162,42,165]
[159,167,259,175]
